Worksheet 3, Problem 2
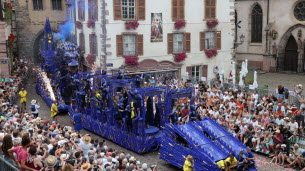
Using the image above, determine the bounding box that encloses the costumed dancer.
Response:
[73,112,83,132]
[18,87,27,112]
[146,96,154,128]
[183,155,194,171]
[51,100,58,121]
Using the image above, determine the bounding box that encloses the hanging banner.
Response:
[151,13,163,42]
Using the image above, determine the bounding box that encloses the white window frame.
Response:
[192,66,201,81]
[123,35,136,56]
[205,31,215,50]
[173,33,184,53]
[122,0,136,20]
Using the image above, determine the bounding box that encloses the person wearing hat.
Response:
[44,155,58,170]
[78,135,92,158]
[30,99,40,118]
[183,155,194,171]
[51,100,58,121]
[18,87,27,112]
[269,129,283,157]
[81,162,91,170]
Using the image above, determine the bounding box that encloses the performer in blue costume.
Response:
[73,113,83,131]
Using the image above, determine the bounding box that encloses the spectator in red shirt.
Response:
[269,129,283,156]
[182,105,190,119]
[8,135,34,171]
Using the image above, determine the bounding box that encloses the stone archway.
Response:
[32,29,45,63]
[277,24,305,72]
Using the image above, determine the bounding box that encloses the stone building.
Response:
[14,0,67,60]
[236,0,305,72]
[75,0,235,81]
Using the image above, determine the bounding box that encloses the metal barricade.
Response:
[0,157,18,171]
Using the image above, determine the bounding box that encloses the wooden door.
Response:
[284,36,298,71]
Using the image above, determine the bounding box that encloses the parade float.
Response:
[37,18,256,170]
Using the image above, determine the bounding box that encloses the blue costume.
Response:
[73,113,83,131]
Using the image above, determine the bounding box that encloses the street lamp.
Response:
[234,34,245,48]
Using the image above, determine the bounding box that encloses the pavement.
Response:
[23,73,304,171]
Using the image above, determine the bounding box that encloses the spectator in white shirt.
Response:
[288,118,299,132]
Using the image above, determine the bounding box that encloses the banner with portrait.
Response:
[151,13,163,42]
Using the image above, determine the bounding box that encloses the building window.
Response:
[78,0,85,21]
[205,0,216,19]
[123,35,136,56]
[205,32,215,50]
[88,0,98,21]
[52,0,62,10]
[89,34,97,55]
[251,4,263,43]
[122,0,136,20]
[173,33,184,53]
[294,1,305,21]
[79,33,85,52]
[192,66,201,81]
[33,0,43,10]
[172,0,185,20]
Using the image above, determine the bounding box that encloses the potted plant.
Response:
[174,20,186,30]
[87,19,95,28]
[125,20,139,30]
[123,56,139,66]
[206,19,219,29]
[75,21,83,29]
[4,2,12,23]
[204,49,218,58]
[174,52,187,62]
[86,54,96,66]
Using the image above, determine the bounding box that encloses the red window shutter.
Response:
[137,0,145,20]
[172,0,178,20]
[186,66,192,78]
[113,0,122,20]
[202,65,208,78]
[168,33,174,54]
[179,0,185,20]
[137,34,144,56]
[184,33,191,53]
[216,31,221,50]
[116,35,123,56]
[200,32,206,51]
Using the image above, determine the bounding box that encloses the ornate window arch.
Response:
[251,3,263,43]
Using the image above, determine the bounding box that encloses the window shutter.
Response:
[186,66,192,78]
[179,0,185,20]
[137,0,145,20]
[205,0,210,19]
[113,0,122,20]
[168,33,174,54]
[200,32,206,51]
[211,0,216,19]
[116,35,123,56]
[89,34,93,54]
[184,33,191,53]
[79,33,85,52]
[137,34,144,56]
[216,31,221,50]
[172,0,178,20]
[202,65,208,78]
[93,34,97,54]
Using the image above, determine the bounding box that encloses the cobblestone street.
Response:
[24,73,304,171]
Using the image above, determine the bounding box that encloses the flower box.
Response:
[86,54,96,66]
[174,52,187,62]
[125,20,139,30]
[206,19,219,29]
[75,21,83,29]
[174,20,186,30]
[87,19,95,28]
[123,56,139,66]
[205,49,218,58]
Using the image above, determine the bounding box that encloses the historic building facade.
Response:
[76,0,235,80]
[14,0,67,60]
[236,0,305,72]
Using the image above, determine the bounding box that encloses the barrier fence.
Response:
[0,157,18,171]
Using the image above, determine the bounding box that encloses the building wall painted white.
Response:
[76,0,235,80]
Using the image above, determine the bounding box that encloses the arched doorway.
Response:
[33,31,44,63]
[284,36,298,71]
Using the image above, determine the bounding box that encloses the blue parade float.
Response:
[37,18,257,170]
